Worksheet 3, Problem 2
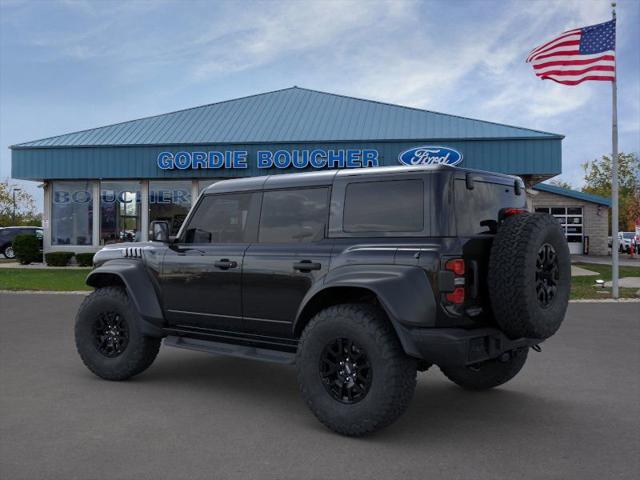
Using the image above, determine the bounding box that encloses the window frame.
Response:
[257,186,331,244]
[177,191,261,245]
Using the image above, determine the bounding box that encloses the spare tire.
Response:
[488,213,570,340]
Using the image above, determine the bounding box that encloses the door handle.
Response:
[214,259,238,270]
[293,260,322,272]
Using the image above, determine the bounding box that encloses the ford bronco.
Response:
[75,165,570,436]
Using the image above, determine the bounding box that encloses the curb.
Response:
[569,298,640,303]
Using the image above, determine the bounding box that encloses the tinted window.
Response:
[455,180,525,235]
[343,180,424,233]
[184,193,257,243]
[259,188,329,243]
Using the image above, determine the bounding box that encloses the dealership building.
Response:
[10,87,610,256]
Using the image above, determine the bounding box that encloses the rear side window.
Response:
[343,180,424,233]
[183,193,258,243]
[259,188,329,243]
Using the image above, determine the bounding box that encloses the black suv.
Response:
[75,165,570,436]
[0,226,43,259]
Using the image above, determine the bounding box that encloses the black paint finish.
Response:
[89,165,527,361]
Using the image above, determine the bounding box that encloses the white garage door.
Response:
[535,206,583,254]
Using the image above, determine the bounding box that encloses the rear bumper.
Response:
[402,326,541,367]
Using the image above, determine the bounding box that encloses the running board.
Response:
[164,335,296,365]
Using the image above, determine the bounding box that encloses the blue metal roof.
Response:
[12,87,562,148]
[533,183,611,206]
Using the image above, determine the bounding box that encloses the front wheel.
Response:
[440,348,528,391]
[75,286,161,381]
[296,304,417,436]
[3,245,15,259]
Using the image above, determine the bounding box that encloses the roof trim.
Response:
[533,183,611,207]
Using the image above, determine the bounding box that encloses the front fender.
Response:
[86,259,166,337]
[295,264,437,330]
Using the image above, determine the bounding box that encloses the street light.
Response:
[12,187,22,224]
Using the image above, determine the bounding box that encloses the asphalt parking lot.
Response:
[1,294,638,480]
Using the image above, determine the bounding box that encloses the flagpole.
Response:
[611,1,619,298]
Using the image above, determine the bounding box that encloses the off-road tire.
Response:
[440,348,528,391]
[296,303,417,437]
[488,213,570,340]
[75,286,161,381]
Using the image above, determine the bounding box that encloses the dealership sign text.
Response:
[157,149,380,170]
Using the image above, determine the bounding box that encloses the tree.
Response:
[582,153,640,232]
[0,180,41,227]
[548,178,573,190]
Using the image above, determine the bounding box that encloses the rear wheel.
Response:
[440,348,528,390]
[75,286,161,381]
[296,304,416,436]
[3,245,15,259]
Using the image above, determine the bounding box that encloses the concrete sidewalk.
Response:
[0,261,88,269]
[572,254,640,267]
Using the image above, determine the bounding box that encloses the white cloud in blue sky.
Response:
[1,0,638,209]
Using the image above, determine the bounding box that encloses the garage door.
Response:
[535,206,583,254]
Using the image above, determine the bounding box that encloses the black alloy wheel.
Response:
[319,337,372,404]
[535,243,559,308]
[93,311,129,358]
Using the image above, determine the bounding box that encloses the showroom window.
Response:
[100,181,141,244]
[149,181,192,237]
[51,181,93,245]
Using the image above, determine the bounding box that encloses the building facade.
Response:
[10,87,609,256]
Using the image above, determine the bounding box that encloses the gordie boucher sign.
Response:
[155,145,463,170]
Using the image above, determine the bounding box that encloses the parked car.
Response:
[620,232,635,253]
[74,165,571,436]
[0,226,43,259]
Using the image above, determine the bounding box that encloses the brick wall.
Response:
[529,190,609,256]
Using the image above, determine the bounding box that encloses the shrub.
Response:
[45,251,75,267]
[13,234,42,265]
[75,252,95,267]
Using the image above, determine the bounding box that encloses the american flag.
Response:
[526,19,616,85]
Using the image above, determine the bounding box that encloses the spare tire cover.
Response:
[488,213,571,340]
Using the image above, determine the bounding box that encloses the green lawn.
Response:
[0,263,637,299]
[0,268,92,291]
[571,263,640,300]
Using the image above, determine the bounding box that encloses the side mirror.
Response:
[150,221,170,243]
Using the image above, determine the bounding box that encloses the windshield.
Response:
[622,232,634,239]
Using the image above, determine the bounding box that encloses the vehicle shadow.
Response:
[122,349,575,444]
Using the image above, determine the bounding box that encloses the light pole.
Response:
[12,187,22,224]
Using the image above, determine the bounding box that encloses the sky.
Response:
[1,0,639,211]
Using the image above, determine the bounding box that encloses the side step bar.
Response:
[164,335,296,365]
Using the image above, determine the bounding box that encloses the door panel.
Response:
[159,191,260,332]
[242,242,332,337]
[242,186,332,338]
[161,244,247,330]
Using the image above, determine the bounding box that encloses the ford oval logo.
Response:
[398,146,463,166]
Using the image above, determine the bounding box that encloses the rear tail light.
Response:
[499,208,528,222]
[446,287,465,304]
[445,259,465,276]
[444,259,466,305]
